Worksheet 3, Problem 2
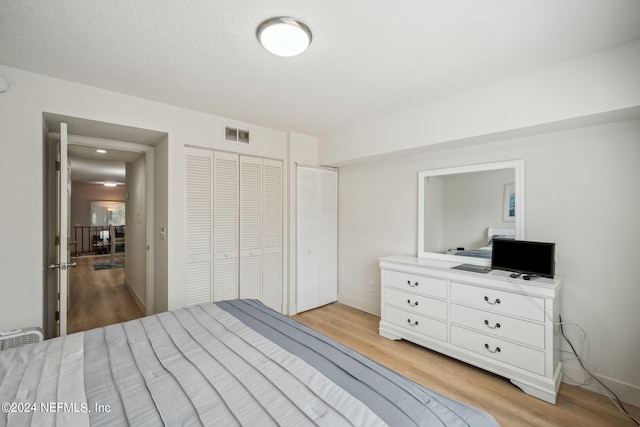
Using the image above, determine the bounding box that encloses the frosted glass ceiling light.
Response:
[257,17,312,57]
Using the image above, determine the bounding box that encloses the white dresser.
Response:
[379,255,562,403]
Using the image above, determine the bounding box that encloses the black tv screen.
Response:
[491,239,555,278]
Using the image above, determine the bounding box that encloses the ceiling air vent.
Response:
[224,126,250,144]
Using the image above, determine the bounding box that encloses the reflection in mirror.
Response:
[418,160,524,266]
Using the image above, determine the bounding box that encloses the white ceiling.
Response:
[67,145,133,185]
[2,1,640,137]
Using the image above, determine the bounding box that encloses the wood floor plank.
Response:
[68,256,144,334]
[292,303,640,427]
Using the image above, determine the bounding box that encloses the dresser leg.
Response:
[510,378,559,404]
[379,323,402,340]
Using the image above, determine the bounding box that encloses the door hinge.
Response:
[55,161,61,171]
[55,235,60,246]
[55,311,60,321]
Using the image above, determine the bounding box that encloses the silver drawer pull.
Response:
[484,343,501,353]
[407,299,419,307]
[484,296,501,305]
[407,319,419,326]
[484,320,501,329]
[407,280,419,287]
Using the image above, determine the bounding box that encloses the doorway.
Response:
[43,113,167,338]
[67,145,142,333]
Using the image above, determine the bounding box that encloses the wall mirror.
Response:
[418,160,525,266]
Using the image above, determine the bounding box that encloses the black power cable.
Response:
[559,313,639,426]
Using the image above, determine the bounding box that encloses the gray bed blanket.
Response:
[0,299,499,426]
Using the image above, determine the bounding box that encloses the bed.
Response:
[450,228,515,259]
[0,299,499,426]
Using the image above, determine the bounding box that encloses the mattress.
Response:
[0,299,499,426]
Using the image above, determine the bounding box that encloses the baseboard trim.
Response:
[562,362,640,407]
[125,278,146,314]
[337,294,380,316]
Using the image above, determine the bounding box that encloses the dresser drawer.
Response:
[451,326,545,375]
[385,288,447,320]
[385,306,447,342]
[384,270,447,299]
[450,282,544,322]
[450,304,544,349]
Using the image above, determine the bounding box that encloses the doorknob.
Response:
[48,262,77,270]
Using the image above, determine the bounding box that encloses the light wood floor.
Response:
[293,303,640,427]
[68,256,144,334]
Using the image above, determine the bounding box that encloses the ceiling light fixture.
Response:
[96,149,107,154]
[257,17,312,57]
[103,182,117,187]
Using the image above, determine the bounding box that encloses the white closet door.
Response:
[213,151,239,301]
[318,169,338,305]
[296,166,337,313]
[262,159,283,311]
[296,166,319,312]
[185,148,213,306]
[239,156,262,300]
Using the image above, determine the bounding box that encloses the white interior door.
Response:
[296,166,337,313]
[262,159,283,312]
[296,166,320,312]
[50,122,74,336]
[185,148,214,305]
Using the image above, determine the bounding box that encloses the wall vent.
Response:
[224,126,250,144]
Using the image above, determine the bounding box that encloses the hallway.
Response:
[68,255,144,334]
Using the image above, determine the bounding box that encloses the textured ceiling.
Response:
[2,1,640,137]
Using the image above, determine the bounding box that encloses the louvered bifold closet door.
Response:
[185,148,213,306]
[213,151,239,301]
[262,159,283,312]
[296,166,319,313]
[296,166,338,313]
[318,169,338,305]
[239,156,262,300]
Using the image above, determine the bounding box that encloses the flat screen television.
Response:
[491,239,555,278]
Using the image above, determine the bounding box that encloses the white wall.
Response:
[153,135,169,313]
[320,41,640,404]
[125,155,147,311]
[70,183,126,228]
[0,64,289,331]
[320,40,640,166]
[334,118,640,405]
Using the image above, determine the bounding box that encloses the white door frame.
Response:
[49,132,156,321]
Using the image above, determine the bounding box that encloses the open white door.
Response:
[48,122,75,336]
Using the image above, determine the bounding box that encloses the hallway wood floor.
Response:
[68,255,144,334]
[293,303,640,427]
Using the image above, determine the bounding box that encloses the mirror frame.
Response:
[418,159,525,266]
